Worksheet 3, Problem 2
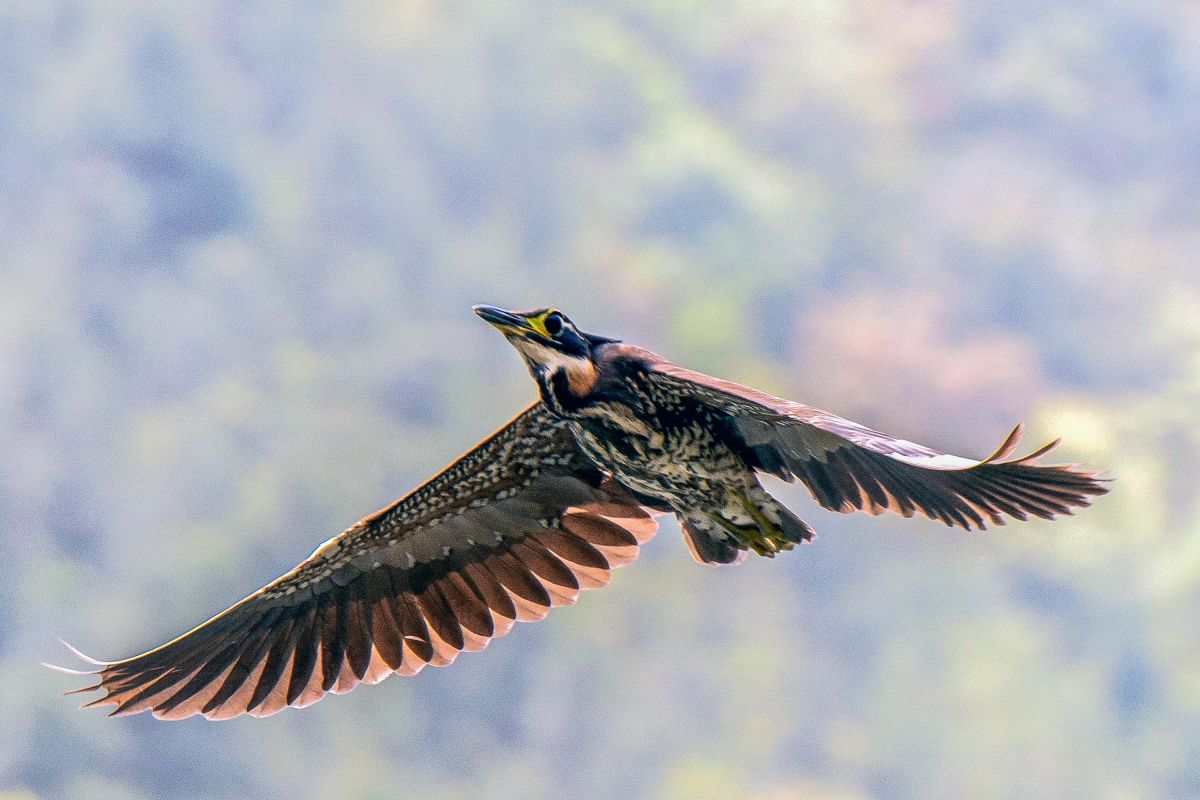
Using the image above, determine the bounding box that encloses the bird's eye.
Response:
[543,312,565,337]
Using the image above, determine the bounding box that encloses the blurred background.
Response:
[2,1,1198,798]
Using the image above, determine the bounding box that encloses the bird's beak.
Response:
[473,305,535,337]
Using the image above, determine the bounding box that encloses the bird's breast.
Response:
[566,401,744,502]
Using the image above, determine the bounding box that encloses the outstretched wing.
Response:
[59,404,656,720]
[645,358,1107,529]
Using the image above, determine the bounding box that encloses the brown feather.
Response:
[509,540,581,603]
[461,561,518,634]
[486,555,552,622]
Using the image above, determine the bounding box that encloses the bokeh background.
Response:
[3,1,1198,798]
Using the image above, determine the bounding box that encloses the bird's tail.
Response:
[681,488,814,565]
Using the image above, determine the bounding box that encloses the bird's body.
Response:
[542,343,812,563]
[54,306,1108,720]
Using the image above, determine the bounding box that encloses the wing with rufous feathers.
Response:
[52,404,656,720]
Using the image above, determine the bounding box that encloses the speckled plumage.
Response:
[555,347,814,563]
[53,306,1107,720]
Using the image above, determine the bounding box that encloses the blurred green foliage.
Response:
[2,1,1198,798]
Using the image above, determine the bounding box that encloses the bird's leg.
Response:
[705,488,794,558]
[739,491,789,553]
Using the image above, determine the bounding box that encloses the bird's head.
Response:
[473,305,615,409]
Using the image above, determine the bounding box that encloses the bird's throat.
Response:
[537,364,596,415]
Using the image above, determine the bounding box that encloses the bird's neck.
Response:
[535,364,596,416]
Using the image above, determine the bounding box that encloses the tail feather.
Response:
[681,518,746,566]
[679,492,814,566]
[776,504,816,545]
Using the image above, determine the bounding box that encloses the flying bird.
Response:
[55,305,1107,719]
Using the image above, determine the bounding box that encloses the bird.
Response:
[53,305,1108,720]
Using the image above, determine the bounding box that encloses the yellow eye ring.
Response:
[542,311,565,337]
[530,310,565,339]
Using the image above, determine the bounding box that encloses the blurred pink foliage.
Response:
[794,288,1044,448]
